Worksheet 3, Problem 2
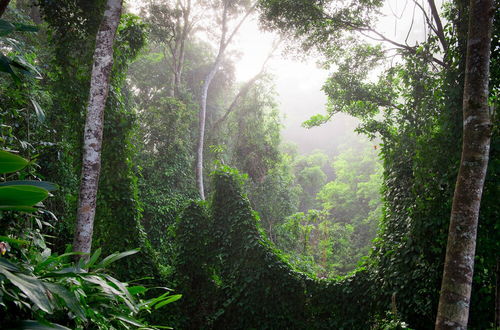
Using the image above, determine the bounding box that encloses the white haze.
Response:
[231,0,443,154]
[129,0,443,155]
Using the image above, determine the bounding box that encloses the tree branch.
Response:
[221,1,257,51]
[411,0,440,38]
[320,7,447,67]
[359,27,446,67]
[211,39,281,131]
[427,0,448,52]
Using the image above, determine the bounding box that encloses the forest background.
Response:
[0,0,498,329]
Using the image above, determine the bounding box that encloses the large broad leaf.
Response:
[112,315,145,328]
[83,248,101,269]
[0,236,29,246]
[127,285,147,295]
[0,185,48,207]
[13,55,41,78]
[0,53,37,84]
[0,19,37,36]
[0,19,15,37]
[13,23,38,33]
[0,257,21,272]
[0,180,58,191]
[104,274,137,312]
[44,266,86,277]
[94,249,139,269]
[0,53,22,84]
[154,294,182,309]
[43,283,87,321]
[20,320,70,330]
[34,251,86,273]
[0,268,54,313]
[82,275,123,296]
[30,99,45,123]
[0,150,28,174]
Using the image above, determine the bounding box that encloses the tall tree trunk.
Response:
[195,1,255,199]
[73,0,123,257]
[435,0,494,328]
[196,57,222,200]
[0,0,11,17]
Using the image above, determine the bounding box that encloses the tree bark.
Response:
[196,59,220,200]
[435,0,494,328]
[73,0,123,257]
[0,0,11,18]
[195,0,255,199]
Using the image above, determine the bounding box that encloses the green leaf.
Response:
[0,257,21,272]
[0,180,58,191]
[44,283,87,321]
[34,252,85,273]
[0,53,21,84]
[31,99,46,123]
[94,249,139,269]
[112,315,144,327]
[44,266,85,277]
[0,268,54,313]
[0,185,48,207]
[0,236,29,246]
[0,150,28,174]
[154,294,182,309]
[0,19,37,36]
[20,320,71,330]
[127,285,147,295]
[13,23,38,33]
[82,275,123,296]
[83,248,101,269]
[0,19,15,37]
[104,274,136,311]
[13,56,41,78]
[138,291,170,309]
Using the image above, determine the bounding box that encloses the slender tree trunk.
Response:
[435,0,494,328]
[73,0,123,257]
[0,0,11,17]
[196,61,220,200]
[195,1,255,199]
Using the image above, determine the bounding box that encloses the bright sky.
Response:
[129,0,442,153]
[228,0,443,153]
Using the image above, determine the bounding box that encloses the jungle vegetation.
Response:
[0,0,497,329]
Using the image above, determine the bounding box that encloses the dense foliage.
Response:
[0,0,497,328]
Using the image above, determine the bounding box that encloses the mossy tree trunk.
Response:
[73,0,123,257]
[435,0,495,328]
